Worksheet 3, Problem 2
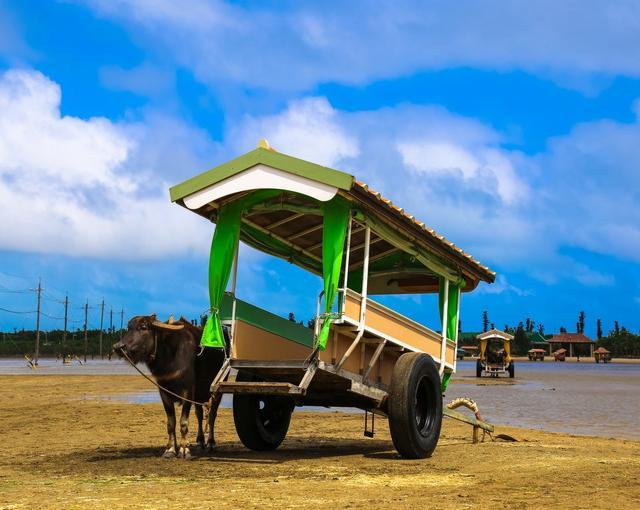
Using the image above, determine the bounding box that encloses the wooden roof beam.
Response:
[264,212,306,230]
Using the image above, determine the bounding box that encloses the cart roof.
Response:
[170,142,495,293]
[476,329,514,341]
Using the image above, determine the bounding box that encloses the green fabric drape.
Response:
[317,199,350,350]
[438,277,461,342]
[201,201,243,348]
[201,190,281,348]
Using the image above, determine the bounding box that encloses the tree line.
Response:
[0,328,121,358]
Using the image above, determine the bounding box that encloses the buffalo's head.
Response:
[112,315,184,364]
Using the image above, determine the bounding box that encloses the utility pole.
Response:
[99,298,105,359]
[119,308,124,339]
[109,307,113,358]
[83,300,89,363]
[62,295,68,355]
[34,278,42,365]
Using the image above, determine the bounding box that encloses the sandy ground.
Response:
[1,375,639,510]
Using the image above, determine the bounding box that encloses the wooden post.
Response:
[99,299,105,359]
[83,300,89,363]
[34,278,42,366]
[62,295,68,355]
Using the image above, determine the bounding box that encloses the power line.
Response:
[40,311,66,320]
[0,307,36,314]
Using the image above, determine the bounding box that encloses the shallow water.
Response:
[447,361,640,440]
[2,357,639,439]
[0,357,144,375]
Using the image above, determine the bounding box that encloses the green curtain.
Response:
[317,199,350,350]
[438,277,460,342]
[201,201,243,348]
[201,190,281,348]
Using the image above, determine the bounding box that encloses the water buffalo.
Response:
[113,315,226,458]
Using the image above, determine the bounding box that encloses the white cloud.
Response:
[81,0,640,91]
[398,141,526,203]
[0,69,213,260]
[1,68,634,288]
[229,97,359,167]
[227,96,637,286]
[476,275,533,296]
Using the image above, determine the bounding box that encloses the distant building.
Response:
[548,333,594,358]
[528,332,550,353]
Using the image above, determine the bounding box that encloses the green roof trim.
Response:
[169,148,354,203]
[219,293,314,348]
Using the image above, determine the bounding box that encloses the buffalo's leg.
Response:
[160,391,178,458]
[194,404,205,450]
[206,393,222,451]
[178,401,192,459]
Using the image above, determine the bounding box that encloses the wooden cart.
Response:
[476,329,515,377]
[528,348,546,361]
[170,141,495,458]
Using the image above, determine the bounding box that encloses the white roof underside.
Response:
[183,164,339,210]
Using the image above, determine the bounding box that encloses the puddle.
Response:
[85,391,363,414]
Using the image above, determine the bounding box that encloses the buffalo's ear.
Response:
[151,320,184,331]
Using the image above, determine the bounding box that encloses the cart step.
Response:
[215,381,304,395]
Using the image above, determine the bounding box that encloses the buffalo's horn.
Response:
[152,320,184,331]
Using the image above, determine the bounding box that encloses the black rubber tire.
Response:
[232,371,293,451]
[476,360,483,378]
[508,363,515,378]
[387,352,443,459]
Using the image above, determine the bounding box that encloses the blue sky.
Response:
[1,0,639,337]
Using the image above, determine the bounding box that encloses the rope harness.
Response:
[118,347,217,437]
[446,397,495,442]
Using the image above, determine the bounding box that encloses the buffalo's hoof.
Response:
[195,440,206,451]
[162,448,177,459]
[179,446,192,460]
[205,442,216,453]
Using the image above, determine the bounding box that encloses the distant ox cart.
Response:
[553,348,567,361]
[528,349,546,361]
[594,347,611,363]
[169,141,495,458]
[475,329,515,378]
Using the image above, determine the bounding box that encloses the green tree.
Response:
[598,328,640,357]
[482,311,489,332]
[577,311,585,334]
[514,324,530,354]
[596,319,603,340]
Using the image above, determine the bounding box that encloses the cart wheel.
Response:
[387,352,442,459]
[233,371,293,451]
[476,360,482,378]
[508,363,515,378]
